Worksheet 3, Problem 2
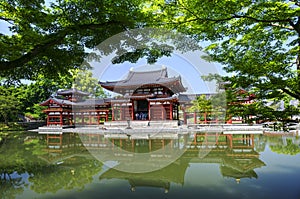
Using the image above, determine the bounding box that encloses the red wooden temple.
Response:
[40,88,111,126]
[40,66,255,126]
[99,66,186,121]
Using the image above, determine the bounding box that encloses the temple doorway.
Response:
[134,100,149,120]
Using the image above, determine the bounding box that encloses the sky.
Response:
[90,51,225,95]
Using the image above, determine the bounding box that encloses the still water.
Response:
[1,131,300,199]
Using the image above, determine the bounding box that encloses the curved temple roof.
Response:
[99,67,186,94]
[40,97,111,107]
[56,88,90,96]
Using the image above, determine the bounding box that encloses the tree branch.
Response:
[290,0,300,7]
[0,20,125,72]
[281,88,300,100]
[176,1,292,25]
[0,17,14,25]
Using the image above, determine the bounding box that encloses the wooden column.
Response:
[60,111,63,126]
[176,104,179,120]
[162,107,164,120]
[194,112,197,124]
[170,102,173,120]
[131,101,134,120]
[47,113,49,126]
[148,102,151,120]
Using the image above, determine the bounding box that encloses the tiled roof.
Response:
[99,67,186,93]
[39,97,75,106]
[56,88,90,96]
[40,97,111,106]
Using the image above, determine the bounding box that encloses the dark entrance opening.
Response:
[134,100,148,120]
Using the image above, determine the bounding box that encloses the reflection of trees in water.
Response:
[269,138,300,155]
[2,131,300,196]
[0,132,103,197]
[29,156,102,194]
[0,172,25,199]
[267,135,300,155]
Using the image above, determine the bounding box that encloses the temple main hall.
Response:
[99,66,186,121]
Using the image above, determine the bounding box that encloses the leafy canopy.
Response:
[0,0,152,80]
[154,0,300,100]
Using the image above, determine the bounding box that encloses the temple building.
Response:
[99,66,186,121]
[40,65,255,126]
[40,88,111,126]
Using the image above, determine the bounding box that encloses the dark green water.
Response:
[1,132,300,199]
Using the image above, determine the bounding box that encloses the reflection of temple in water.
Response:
[43,132,265,190]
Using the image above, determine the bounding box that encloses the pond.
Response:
[1,131,300,199]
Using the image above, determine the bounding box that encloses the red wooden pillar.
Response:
[204,112,207,124]
[176,103,179,120]
[162,104,165,120]
[131,101,134,120]
[194,112,197,124]
[169,102,173,120]
[60,111,63,126]
[47,113,49,126]
[148,102,151,120]
[97,111,100,124]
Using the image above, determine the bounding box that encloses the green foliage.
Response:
[189,94,212,113]
[0,86,22,123]
[73,69,106,98]
[0,0,158,80]
[25,104,46,120]
[157,0,300,101]
[0,132,103,197]
[270,138,300,155]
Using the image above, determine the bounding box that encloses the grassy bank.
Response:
[0,122,24,131]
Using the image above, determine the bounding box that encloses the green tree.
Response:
[156,0,300,101]
[0,86,22,123]
[0,0,152,80]
[189,95,212,122]
[72,70,106,98]
[270,138,300,155]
